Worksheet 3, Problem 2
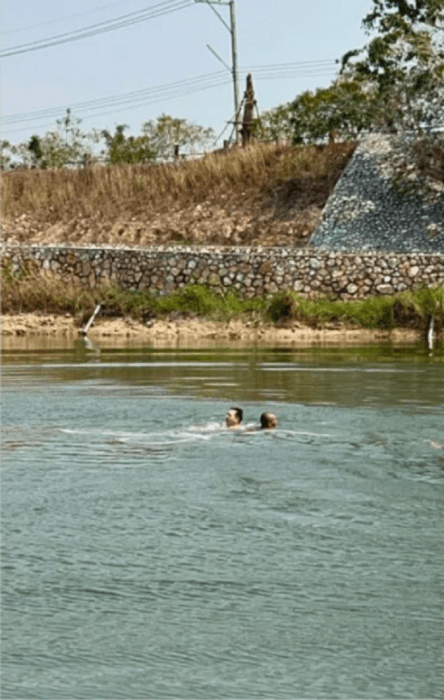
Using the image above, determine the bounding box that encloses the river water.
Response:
[2,338,443,699]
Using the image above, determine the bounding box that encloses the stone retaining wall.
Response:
[2,244,444,299]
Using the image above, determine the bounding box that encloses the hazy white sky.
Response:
[1,0,373,145]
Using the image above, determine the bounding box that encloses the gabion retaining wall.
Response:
[311,134,444,252]
[2,244,444,300]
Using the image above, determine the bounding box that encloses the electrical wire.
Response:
[1,76,233,135]
[2,60,338,126]
[0,0,194,58]
[244,59,337,69]
[1,0,149,35]
[1,57,340,137]
[2,72,230,125]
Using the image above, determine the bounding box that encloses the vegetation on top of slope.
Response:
[1,142,355,248]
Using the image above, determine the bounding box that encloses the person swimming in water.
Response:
[225,407,243,429]
[260,412,278,429]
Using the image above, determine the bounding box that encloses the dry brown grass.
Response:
[2,141,355,247]
[1,262,95,316]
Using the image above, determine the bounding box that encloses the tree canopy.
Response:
[25,109,96,168]
[341,0,444,132]
[3,112,216,169]
[142,114,215,160]
[290,80,377,143]
[101,125,154,165]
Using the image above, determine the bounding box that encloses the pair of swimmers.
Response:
[225,407,278,430]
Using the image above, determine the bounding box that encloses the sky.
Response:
[1,0,374,147]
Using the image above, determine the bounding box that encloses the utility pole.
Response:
[195,0,240,143]
[229,1,240,143]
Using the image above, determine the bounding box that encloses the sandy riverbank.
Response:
[1,312,421,345]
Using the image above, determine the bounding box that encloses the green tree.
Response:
[0,140,13,169]
[341,0,444,132]
[288,79,377,144]
[341,0,444,181]
[21,110,97,168]
[101,125,154,164]
[142,114,215,160]
[28,135,44,167]
[253,104,294,143]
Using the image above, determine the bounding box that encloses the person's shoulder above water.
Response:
[225,407,243,429]
[260,412,278,429]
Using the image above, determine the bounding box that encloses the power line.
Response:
[1,0,148,35]
[245,59,336,69]
[1,65,339,135]
[2,72,230,127]
[0,0,194,58]
[1,75,234,135]
[251,67,337,81]
[247,60,337,78]
[2,60,338,126]
[1,73,337,136]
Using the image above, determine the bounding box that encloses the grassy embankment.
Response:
[2,141,353,246]
[1,141,443,335]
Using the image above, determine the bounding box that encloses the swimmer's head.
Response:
[260,412,278,429]
[225,407,243,428]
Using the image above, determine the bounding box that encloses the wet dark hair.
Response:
[231,407,243,422]
[260,412,277,429]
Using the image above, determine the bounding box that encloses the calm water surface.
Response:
[2,339,444,699]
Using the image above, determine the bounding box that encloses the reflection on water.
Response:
[2,328,442,354]
[1,340,444,699]
[3,344,444,409]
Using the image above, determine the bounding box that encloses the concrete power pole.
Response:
[195,0,240,143]
[229,1,240,143]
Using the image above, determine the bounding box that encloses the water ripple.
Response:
[2,356,444,700]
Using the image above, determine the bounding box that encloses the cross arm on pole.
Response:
[194,1,231,33]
